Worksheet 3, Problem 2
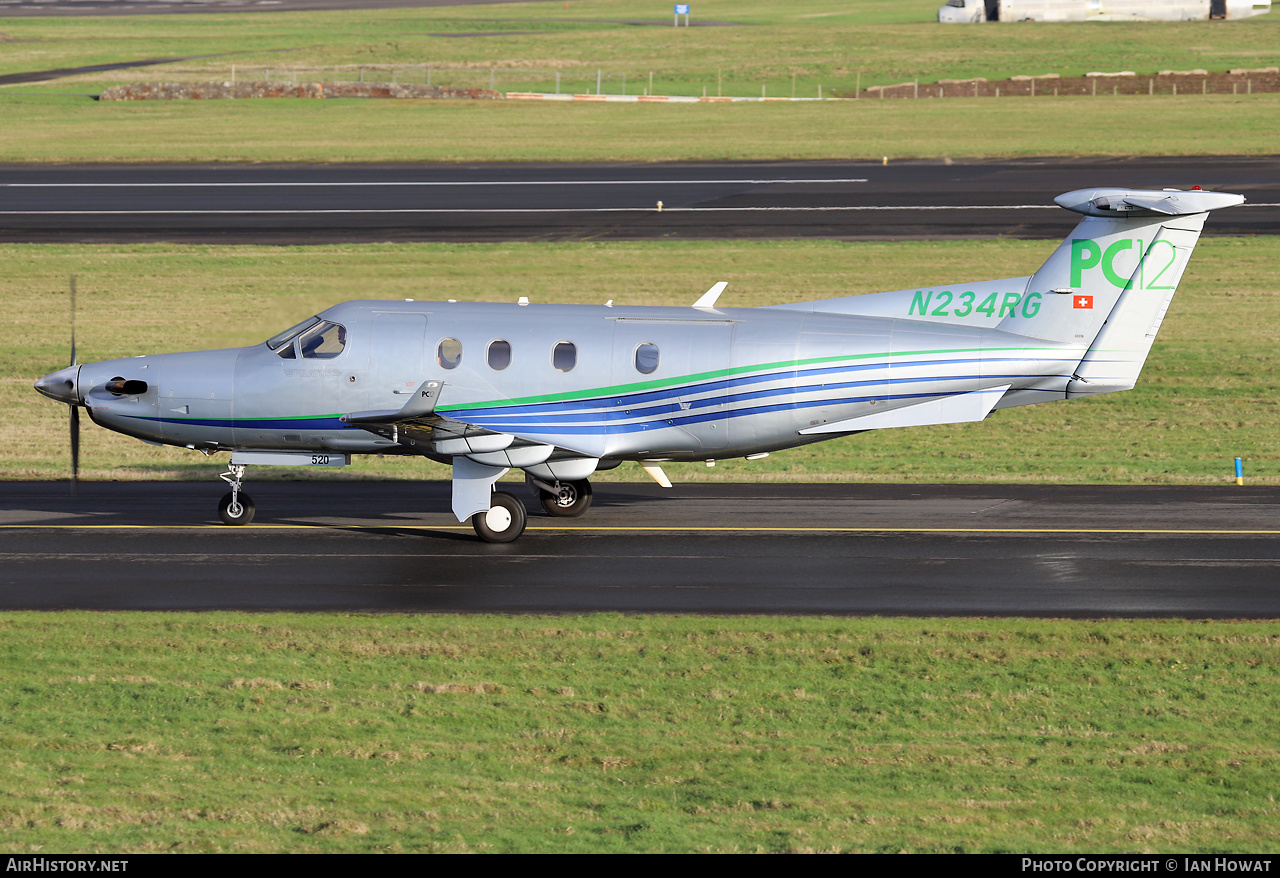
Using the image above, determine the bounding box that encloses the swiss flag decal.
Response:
[1073,295,1094,310]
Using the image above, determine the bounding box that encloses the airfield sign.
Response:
[675,4,690,26]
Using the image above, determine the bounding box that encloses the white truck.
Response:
[939,0,1271,22]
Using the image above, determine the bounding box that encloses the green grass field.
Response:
[3,0,1277,92]
[2,0,1279,162]
[6,237,1279,485]
[1,613,1276,853]
[3,92,1279,163]
[3,3,1279,855]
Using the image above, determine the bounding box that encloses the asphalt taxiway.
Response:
[3,481,1278,615]
[3,157,1277,243]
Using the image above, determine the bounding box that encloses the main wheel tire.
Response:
[472,491,527,543]
[539,479,593,518]
[218,491,255,526]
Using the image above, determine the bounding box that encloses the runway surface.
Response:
[3,157,1277,243]
[4,481,1278,616]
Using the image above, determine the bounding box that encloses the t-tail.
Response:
[799,186,1244,399]
[1025,187,1243,398]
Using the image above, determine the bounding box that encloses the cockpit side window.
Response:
[298,322,347,359]
[266,316,322,351]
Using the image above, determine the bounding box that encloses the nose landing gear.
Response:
[217,463,255,526]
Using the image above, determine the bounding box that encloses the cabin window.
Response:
[277,344,296,360]
[298,322,346,359]
[487,339,512,371]
[552,341,576,373]
[438,337,463,370]
[635,343,660,374]
[266,316,321,351]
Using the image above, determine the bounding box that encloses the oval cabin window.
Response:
[437,338,462,370]
[552,341,576,373]
[635,343,659,374]
[487,339,512,371]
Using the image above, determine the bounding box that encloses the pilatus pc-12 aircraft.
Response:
[36,187,1243,542]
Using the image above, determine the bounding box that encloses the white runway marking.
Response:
[1,178,870,187]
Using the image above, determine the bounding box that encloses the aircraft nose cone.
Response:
[34,365,81,405]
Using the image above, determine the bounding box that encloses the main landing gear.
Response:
[471,491,527,543]
[532,478,593,518]
[218,463,255,526]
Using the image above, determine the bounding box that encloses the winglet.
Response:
[693,281,727,308]
[341,380,442,426]
[397,380,442,419]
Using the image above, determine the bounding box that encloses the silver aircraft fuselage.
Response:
[39,300,1071,464]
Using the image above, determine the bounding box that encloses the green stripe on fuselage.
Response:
[435,345,1081,414]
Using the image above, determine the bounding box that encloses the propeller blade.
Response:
[69,276,77,368]
[70,400,80,496]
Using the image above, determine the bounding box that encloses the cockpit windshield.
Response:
[266,316,322,351]
[297,322,347,359]
[268,317,347,360]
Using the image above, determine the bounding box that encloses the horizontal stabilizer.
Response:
[799,385,1010,435]
[1055,188,1245,218]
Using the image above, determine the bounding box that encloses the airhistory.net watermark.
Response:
[6,860,128,873]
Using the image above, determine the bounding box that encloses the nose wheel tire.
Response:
[472,491,527,543]
[218,491,255,526]
[538,479,593,518]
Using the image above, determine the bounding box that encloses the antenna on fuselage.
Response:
[693,281,727,308]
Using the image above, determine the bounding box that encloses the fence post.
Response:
[597,69,602,95]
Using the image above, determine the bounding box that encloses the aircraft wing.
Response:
[340,379,576,469]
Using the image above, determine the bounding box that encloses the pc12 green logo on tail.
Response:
[1071,238,1178,290]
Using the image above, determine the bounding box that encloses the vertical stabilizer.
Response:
[1030,187,1242,397]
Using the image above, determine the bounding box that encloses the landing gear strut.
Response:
[217,463,255,526]
[534,478,593,518]
[471,491,527,543]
